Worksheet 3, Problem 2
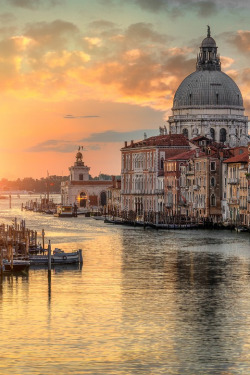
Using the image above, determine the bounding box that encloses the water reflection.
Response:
[120,230,250,374]
[1,196,250,373]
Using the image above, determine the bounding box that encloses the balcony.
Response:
[228,178,239,184]
[165,203,173,208]
[155,189,164,195]
[193,185,200,190]
[179,201,187,206]
[228,198,239,205]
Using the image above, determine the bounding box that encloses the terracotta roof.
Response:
[190,135,210,142]
[122,133,189,149]
[224,151,249,164]
[166,149,197,161]
[227,146,248,157]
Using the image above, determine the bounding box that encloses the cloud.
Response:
[0,12,16,24]
[81,129,157,143]
[5,0,62,9]
[24,20,79,51]
[26,139,101,152]
[64,114,100,119]
[26,139,75,153]
[228,30,250,54]
[0,19,194,109]
[122,0,250,17]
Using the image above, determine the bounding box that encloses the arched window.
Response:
[211,177,215,187]
[210,128,215,141]
[211,194,216,206]
[220,128,226,143]
[183,128,188,138]
[100,191,107,206]
[79,173,83,181]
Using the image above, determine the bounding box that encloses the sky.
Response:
[1,0,250,179]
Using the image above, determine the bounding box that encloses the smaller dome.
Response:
[201,36,216,48]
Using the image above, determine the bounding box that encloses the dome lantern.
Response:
[196,25,221,72]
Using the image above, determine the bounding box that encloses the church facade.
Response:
[61,151,113,210]
[168,27,249,147]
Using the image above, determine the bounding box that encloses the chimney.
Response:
[124,141,127,147]
[131,140,134,147]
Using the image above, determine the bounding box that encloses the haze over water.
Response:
[1,195,250,374]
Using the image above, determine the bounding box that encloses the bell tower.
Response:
[69,147,90,181]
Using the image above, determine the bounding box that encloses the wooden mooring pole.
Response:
[48,240,51,272]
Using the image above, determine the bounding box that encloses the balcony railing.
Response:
[165,203,173,208]
[229,198,239,205]
[155,189,164,195]
[228,178,239,184]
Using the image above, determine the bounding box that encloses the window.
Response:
[211,177,215,187]
[210,128,215,141]
[211,194,216,206]
[160,157,164,169]
[183,128,188,138]
[79,173,83,181]
[220,128,226,143]
[210,162,216,171]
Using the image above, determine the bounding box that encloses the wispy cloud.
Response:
[81,129,157,143]
[64,114,100,119]
[5,0,62,10]
[125,0,250,15]
[25,139,101,152]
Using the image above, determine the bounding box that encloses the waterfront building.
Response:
[223,150,248,225]
[107,176,121,217]
[164,149,197,217]
[120,133,190,220]
[247,144,250,227]
[168,27,249,147]
[61,150,113,210]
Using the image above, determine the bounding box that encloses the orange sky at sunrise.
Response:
[1,0,250,179]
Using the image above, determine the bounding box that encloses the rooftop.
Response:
[122,133,189,149]
[224,152,249,164]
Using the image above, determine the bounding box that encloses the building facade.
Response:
[120,134,190,220]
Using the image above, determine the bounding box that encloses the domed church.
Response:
[168,26,249,147]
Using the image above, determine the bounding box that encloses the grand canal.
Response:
[1,194,250,374]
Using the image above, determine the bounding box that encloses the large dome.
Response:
[173,70,244,109]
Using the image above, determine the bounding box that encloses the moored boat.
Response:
[2,259,30,273]
[29,248,82,265]
[54,205,77,217]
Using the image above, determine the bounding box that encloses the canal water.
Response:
[1,194,250,374]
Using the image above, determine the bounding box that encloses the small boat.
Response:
[235,226,248,232]
[2,259,30,273]
[54,205,77,217]
[29,248,82,265]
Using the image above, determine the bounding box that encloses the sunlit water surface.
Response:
[1,194,250,374]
